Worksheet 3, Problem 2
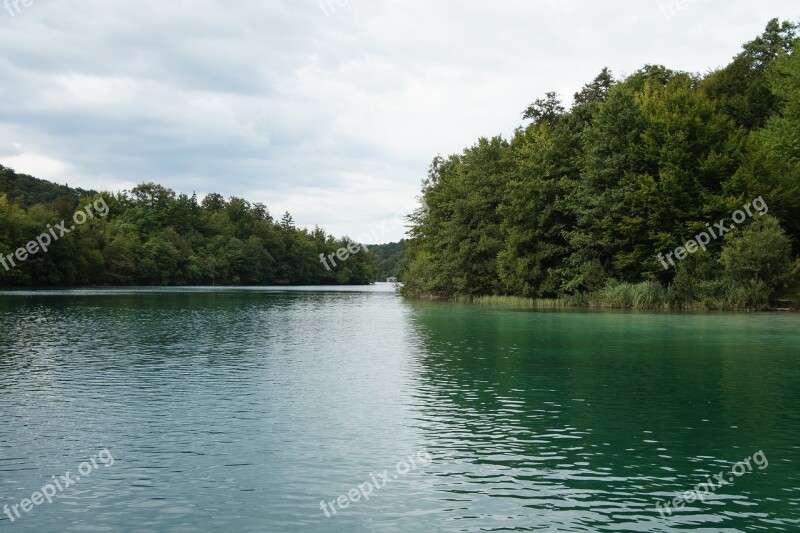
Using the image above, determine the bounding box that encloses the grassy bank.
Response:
[409,281,799,312]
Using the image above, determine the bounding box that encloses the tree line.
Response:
[402,19,800,309]
[0,168,376,286]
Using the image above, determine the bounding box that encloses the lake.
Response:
[0,285,798,532]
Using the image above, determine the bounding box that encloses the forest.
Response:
[401,19,800,309]
[0,168,376,286]
[369,240,407,281]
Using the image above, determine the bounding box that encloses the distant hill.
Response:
[0,168,376,287]
[368,240,406,281]
[0,165,96,209]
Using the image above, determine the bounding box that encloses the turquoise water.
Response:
[0,286,798,531]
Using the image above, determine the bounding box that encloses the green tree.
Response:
[721,216,796,295]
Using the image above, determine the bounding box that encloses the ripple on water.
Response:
[0,289,799,531]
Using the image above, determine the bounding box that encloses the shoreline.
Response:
[403,293,800,313]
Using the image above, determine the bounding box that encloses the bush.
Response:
[691,278,770,310]
[590,281,669,309]
[721,215,794,298]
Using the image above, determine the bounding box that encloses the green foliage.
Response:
[0,165,96,209]
[522,91,565,126]
[0,176,376,287]
[589,281,670,310]
[402,19,800,310]
[721,216,795,293]
[702,18,798,129]
[368,240,406,281]
[403,137,513,297]
[763,39,800,163]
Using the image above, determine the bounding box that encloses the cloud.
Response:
[0,0,796,240]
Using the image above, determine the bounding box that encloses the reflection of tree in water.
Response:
[405,302,800,529]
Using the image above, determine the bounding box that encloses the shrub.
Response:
[721,215,794,298]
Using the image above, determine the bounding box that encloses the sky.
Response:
[0,1,798,242]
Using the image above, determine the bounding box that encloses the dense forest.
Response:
[401,19,800,310]
[369,240,406,281]
[0,166,376,286]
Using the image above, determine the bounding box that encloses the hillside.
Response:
[0,165,95,209]
[0,173,376,286]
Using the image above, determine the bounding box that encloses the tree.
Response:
[573,67,615,105]
[201,192,227,212]
[130,183,175,211]
[401,19,800,308]
[0,175,375,288]
[721,216,796,295]
[522,92,564,126]
[280,211,295,231]
[741,18,798,71]
[763,39,800,162]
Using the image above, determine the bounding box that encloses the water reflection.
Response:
[0,289,798,532]
[407,302,800,531]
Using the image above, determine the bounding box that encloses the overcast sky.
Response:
[0,1,797,242]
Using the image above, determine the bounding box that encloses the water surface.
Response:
[0,286,798,531]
